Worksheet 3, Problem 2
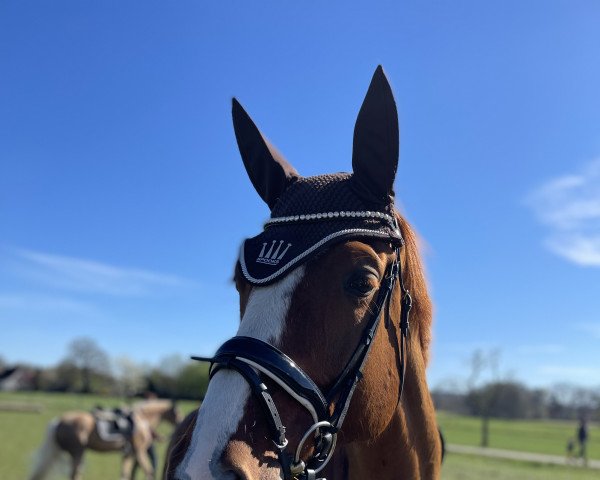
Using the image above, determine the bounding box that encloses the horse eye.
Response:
[346,273,377,297]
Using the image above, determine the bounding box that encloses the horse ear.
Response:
[351,65,399,206]
[232,98,300,209]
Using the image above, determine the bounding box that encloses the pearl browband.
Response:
[264,210,396,229]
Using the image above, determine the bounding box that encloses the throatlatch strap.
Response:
[397,254,412,403]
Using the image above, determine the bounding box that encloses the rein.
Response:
[193,240,412,480]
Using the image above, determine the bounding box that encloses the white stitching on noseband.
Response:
[236,358,319,425]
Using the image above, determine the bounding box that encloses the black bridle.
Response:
[193,243,412,480]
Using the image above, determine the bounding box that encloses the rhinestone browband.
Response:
[264,210,396,228]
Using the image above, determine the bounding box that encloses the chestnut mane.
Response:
[397,211,433,366]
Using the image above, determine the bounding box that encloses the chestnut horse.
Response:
[29,399,181,480]
[166,66,442,479]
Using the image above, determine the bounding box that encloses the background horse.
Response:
[29,399,181,480]
[167,66,442,479]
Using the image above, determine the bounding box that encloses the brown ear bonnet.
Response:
[235,66,403,286]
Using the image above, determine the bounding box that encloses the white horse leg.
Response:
[28,420,61,480]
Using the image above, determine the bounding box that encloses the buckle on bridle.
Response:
[386,261,399,288]
[289,421,337,480]
[400,290,412,336]
[273,435,289,451]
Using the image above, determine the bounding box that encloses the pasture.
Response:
[1,392,598,479]
[437,411,599,460]
[443,454,599,480]
[0,391,198,480]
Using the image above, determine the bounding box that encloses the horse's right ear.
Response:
[232,98,300,210]
[351,66,399,207]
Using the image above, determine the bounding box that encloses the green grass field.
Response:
[1,392,598,480]
[0,391,198,480]
[442,453,599,480]
[437,411,599,460]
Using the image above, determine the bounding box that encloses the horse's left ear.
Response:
[351,65,399,206]
[232,98,300,210]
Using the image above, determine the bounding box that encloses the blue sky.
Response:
[1,1,599,389]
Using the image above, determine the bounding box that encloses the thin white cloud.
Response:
[538,365,600,382]
[0,293,96,314]
[441,341,498,354]
[545,234,600,266]
[576,322,600,340]
[6,247,198,296]
[516,344,564,355]
[526,159,600,266]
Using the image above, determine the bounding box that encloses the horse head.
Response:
[165,400,184,426]
[169,66,441,480]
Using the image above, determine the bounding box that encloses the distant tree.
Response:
[145,354,185,397]
[570,386,599,419]
[159,354,185,377]
[466,349,502,447]
[528,388,549,419]
[175,362,210,400]
[114,356,146,397]
[431,389,470,415]
[466,381,531,419]
[37,360,79,391]
[547,383,600,420]
[146,367,176,397]
[144,357,209,400]
[65,337,111,393]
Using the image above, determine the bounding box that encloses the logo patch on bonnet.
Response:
[256,240,293,265]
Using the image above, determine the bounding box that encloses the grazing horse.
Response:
[167,66,442,479]
[29,399,181,480]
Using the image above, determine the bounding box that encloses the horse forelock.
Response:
[175,266,306,480]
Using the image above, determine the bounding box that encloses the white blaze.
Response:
[176,267,305,479]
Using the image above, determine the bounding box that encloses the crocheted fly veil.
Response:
[235,66,404,286]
